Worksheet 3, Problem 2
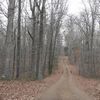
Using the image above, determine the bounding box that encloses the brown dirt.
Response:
[68,60,100,100]
[37,57,94,100]
[0,59,63,100]
[0,56,98,100]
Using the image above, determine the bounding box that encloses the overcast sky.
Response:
[0,0,88,26]
[68,0,85,15]
[0,0,86,15]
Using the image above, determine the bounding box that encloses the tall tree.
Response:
[36,0,46,79]
[16,0,21,78]
[4,0,15,79]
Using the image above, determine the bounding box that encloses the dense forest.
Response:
[0,0,100,80]
[0,0,67,80]
[0,0,100,100]
[65,0,100,78]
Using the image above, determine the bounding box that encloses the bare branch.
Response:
[29,0,33,11]
[27,29,34,41]
[34,0,41,12]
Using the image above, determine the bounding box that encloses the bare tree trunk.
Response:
[16,0,21,79]
[4,0,15,79]
[36,0,46,80]
[31,0,36,79]
[12,29,16,79]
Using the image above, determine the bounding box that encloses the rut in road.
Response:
[37,57,94,100]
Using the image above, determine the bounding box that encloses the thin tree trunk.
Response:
[16,0,21,79]
[36,0,46,79]
[4,0,15,79]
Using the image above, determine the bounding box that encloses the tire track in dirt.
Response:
[37,57,94,100]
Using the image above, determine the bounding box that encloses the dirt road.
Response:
[37,57,94,100]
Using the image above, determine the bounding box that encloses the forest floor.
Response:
[37,57,94,100]
[68,60,100,100]
[0,56,100,100]
[0,58,63,100]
